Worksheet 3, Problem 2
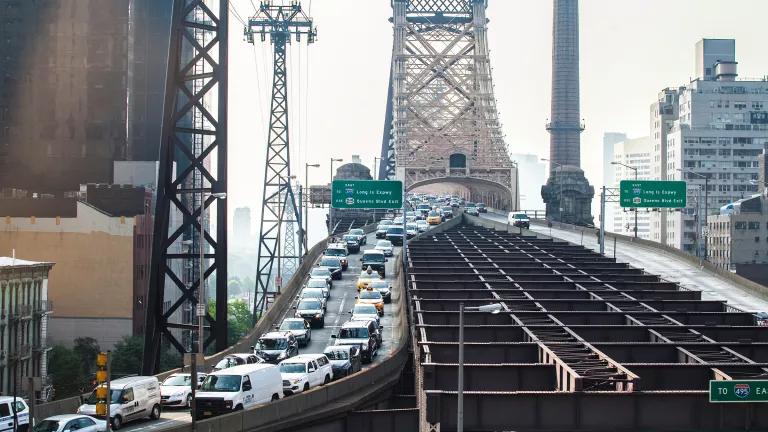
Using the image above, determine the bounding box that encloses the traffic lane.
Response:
[124,232,400,431]
[478,212,768,311]
[120,408,190,432]
[289,231,400,366]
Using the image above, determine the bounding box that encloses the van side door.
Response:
[0,403,12,432]
[241,374,256,407]
[307,360,321,386]
[121,388,139,420]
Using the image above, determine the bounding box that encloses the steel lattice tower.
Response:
[246,2,316,320]
[142,0,228,374]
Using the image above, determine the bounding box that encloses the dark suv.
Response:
[361,250,387,278]
[333,319,382,363]
[386,226,405,246]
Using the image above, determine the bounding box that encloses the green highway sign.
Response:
[331,180,403,209]
[619,180,687,208]
[710,380,768,403]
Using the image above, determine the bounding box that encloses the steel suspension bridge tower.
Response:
[246,1,316,320]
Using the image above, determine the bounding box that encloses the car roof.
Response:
[210,363,276,376]
[227,353,254,359]
[261,331,291,339]
[282,317,304,322]
[42,414,91,421]
[342,319,374,328]
[107,376,158,389]
[285,353,327,362]
[363,249,384,254]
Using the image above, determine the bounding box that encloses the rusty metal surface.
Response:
[409,223,768,431]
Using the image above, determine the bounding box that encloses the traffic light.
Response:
[95,352,109,416]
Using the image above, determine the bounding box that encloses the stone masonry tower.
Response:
[542,0,594,225]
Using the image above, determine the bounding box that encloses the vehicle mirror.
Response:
[308,366,316,372]
[379,325,384,330]
[242,382,252,391]
[385,259,388,262]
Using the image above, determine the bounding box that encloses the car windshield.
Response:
[442,207,452,211]
[380,220,393,225]
[343,235,357,242]
[369,281,388,289]
[325,248,346,256]
[311,268,330,277]
[320,257,340,267]
[340,327,369,338]
[353,304,378,315]
[279,363,306,373]
[201,375,241,392]
[407,223,417,229]
[301,289,323,299]
[325,350,349,360]
[86,388,122,404]
[33,420,61,432]
[428,211,439,216]
[514,214,528,219]
[256,338,288,350]
[360,291,382,300]
[298,299,322,310]
[363,253,385,263]
[477,203,485,207]
[213,357,241,370]
[350,229,364,236]
[387,227,404,234]
[377,241,392,247]
[307,279,326,288]
[418,205,430,209]
[280,320,305,330]
[162,375,191,386]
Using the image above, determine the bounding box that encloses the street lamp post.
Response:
[305,163,320,251]
[541,158,564,219]
[329,158,343,236]
[611,161,639,238]
[458,302,503,432]
[192,191,226,431]
[678,169,709,260]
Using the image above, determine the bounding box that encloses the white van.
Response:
[278,354,334,395]
[77,376,161,430]
[0,397,30,432]
[195,363,282,420]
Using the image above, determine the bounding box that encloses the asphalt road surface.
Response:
[479,212,768,312]
[121,230,402,431]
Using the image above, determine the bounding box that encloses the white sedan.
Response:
[374,240,394,256]
[33,415,107,432]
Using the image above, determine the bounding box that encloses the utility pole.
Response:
[246,2,316,320]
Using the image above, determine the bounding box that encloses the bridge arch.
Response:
[408,176,514,211]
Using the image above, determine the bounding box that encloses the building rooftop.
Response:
[0,257,54,268]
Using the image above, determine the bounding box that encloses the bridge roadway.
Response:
[117,230,401,431]
[479,211,768,312]
[411,216,768,431]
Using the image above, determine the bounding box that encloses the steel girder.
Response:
[143,0,228,374]
[390,0,514,201]
[246,2,315,320]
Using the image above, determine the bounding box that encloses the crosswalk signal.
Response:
[95,352,111,419]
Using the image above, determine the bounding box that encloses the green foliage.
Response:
[208,299,254,345]
[49,345,86,399]
[73,337,100,376]
[110,336,144,376]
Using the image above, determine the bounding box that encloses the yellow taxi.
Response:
[426,210,442,225]
[356,266,383,291]
[356,288,385,315]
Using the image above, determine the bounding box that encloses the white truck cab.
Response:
[0,397,29,432]
[77,376,161,430]
[278,354,334,395]
[195,363,282,420]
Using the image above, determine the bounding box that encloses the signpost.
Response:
[331,180,403,209]
[709,380,768,403]
[619,180,687,208]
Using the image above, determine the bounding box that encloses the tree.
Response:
[110,336,143,376]
[208,299,254,345]
[73,337,100,376]
[49,345,85,399]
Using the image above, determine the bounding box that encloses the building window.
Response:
[756,236,760,243]
[748,222,760,230]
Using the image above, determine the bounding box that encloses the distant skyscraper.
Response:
[650,39,766,255]
[541,0,594,225]
[233,207,252,246]
[611,137,652,239]
[603,132,627,188]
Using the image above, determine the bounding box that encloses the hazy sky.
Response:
[225,0,768,219]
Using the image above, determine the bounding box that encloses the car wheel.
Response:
[324,375,331,385]
[150,403,161,420]
[303,382,310,392]
[111,415,123,431]
[186,394,192,408]
[235,405,243,411]
[271,394,280,401]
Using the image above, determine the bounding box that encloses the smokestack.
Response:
[547,0,583,169]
